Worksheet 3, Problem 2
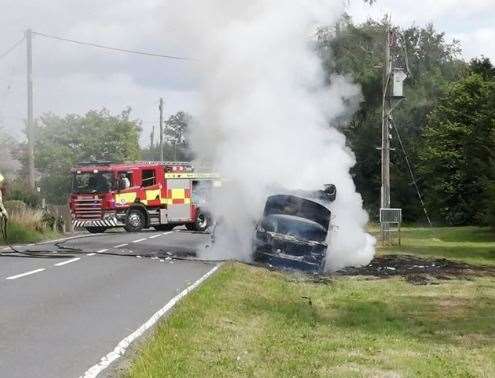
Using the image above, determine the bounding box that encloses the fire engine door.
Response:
[164,179,191,223]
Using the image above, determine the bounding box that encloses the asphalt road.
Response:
[0,229,216,378]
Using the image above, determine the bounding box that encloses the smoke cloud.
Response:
[164,0,375,271]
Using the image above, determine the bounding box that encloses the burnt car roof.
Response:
[264,195,331,231]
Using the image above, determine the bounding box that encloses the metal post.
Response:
[26,29,35,190]
[159,98,164,162]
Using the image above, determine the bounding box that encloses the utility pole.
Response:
[159,98,164,162]
[150,124,155,149]
[380,23,393,241]
[381,25,392,212]
[26,29,35,190]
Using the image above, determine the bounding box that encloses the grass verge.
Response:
[125,227,495,378]
[379,226,495,266]
[1,207,60,245]
[125,264,495,377]
[2,220,59,245]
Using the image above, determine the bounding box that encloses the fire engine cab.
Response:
[68,161,218,233]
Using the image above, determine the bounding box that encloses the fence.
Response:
[380,208,402,246]
[46,205,73,233]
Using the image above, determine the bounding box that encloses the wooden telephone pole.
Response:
[381,25,392,212]
[26,29,35,190]
[159,98,164,162]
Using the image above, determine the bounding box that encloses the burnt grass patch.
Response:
[336,254,495,285]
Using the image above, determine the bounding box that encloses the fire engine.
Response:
[68,161,219,233]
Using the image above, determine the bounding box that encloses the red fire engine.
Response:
[68,161,218,233]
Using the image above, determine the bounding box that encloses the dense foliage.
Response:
[141,111,193,162]
[419,60,495,225]
[16,108,141,204]
[318,18,466,223]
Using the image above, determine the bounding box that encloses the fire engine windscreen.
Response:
[72,172,113,194]
[164,0,376,271]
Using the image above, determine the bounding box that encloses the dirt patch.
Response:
[336,254,495,285]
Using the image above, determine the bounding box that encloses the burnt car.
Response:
[253,193,333,274]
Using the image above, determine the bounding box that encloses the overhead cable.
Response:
[32,31,191,61]
[390,116,432,226]
[0,36,25,61]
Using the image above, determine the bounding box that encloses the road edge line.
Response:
[80,263,222,378]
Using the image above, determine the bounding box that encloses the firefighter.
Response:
[0,173,8,220]
[120,173,131,190]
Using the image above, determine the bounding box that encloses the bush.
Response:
[4,222,46,244]
[4,200,27,214]
[1,207,60,244]
[4,180,42,208]
[9,207,48,233]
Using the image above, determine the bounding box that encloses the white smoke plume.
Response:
[164,0,375,271]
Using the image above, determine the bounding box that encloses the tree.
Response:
[19,108,141,204]
[164,111,192,161]
[418,66,495,225]
[140,111,193,162]
[317,18,465,221]
[0,127,19,177]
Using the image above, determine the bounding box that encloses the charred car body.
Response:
[253,185,336,273]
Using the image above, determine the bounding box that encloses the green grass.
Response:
[125,264,495,378]
[1,221,59,245]
[124,227,495,378]
[380,226,495,266]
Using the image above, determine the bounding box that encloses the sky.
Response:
[0,0,493,146]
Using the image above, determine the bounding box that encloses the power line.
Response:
[32,31,191,61]
[0,36,25,61]
[390,116,432,226]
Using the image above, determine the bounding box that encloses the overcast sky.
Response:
[0,0,493,145]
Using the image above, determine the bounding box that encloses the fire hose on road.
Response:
[0,232,229,264]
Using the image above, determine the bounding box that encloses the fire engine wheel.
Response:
[85,227,108,234]
[186,212,209,232]
[124,209,146,232]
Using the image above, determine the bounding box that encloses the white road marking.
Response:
[114,244,128,249]
[132,238,147,243]
[87,253,96,257]
[97,249,109,254]
[148,234,161,239]
[54,258,81,267]
[6,268,45,280]
[162,232,173,236]
[81,264,221,378]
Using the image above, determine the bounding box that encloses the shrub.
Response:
[4,200,27,214]
[9,207,48,233]
[4,180,42,208]
[1,207,59,244]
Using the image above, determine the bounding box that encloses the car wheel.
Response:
[85,227,108,234]
[124,208,146,232]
